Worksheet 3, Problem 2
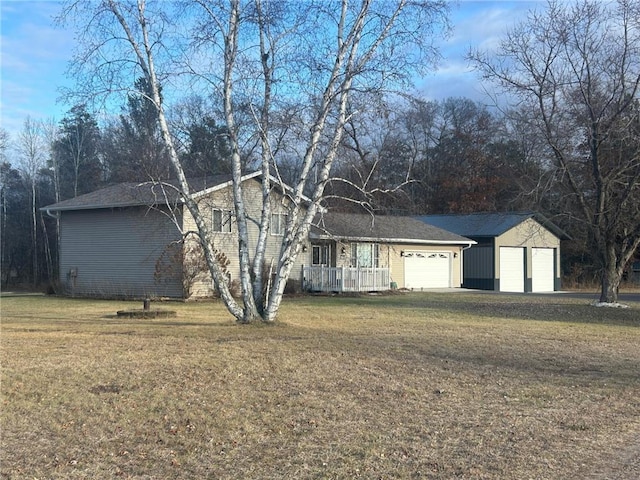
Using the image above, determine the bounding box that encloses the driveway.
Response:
[425,288,640,304]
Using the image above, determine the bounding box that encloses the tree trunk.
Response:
[108,0,246,323]
[599,245,621,304]
[31,180,38,287]
[599,236,640,304]
[600,269,620,304]
[40,213,53,286]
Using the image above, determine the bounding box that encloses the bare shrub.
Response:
[155,239,230,299]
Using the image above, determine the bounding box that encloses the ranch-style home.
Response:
[416,213,570,293]
[42,172,475,299]
[306,212,475,292]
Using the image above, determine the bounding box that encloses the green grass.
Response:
[2,293,639,479]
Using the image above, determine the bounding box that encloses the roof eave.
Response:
[310,233,476,245]
[191,171,314,205]
[40,202,157,212]
[192,171,261,199]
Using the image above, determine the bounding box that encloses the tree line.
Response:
[0,90,626,291]
[0,81,232,289]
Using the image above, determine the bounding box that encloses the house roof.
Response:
[41,171,313,213]
[41,175,235,212]
[311,212,475,245]
[415,212,571,240]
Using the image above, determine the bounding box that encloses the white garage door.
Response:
[499,247,525,292]
[532,248,555,292]
[404,252,451,289]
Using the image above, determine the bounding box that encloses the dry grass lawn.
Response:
[1,292,639,479]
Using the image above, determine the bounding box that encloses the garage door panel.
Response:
[404,252,451,289]
[532,248,554,292]
[499,247,524,292]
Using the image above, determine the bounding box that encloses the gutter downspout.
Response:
[460,243,474,288]
[44,208,61,291]
[45,208,59,219]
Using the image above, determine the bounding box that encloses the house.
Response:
[416,213,570,293]
[42,172,303,299]
[42,172,475,298]
[304,212,475,292]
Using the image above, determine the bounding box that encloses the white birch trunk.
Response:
[69,0,447,322]
[109,0,246,321]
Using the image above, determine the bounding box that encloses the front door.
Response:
[312,244,331,266]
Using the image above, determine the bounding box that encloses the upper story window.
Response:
[212,209,232,233]
[271,213,287,236]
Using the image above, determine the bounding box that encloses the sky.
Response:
[0,0,542,145]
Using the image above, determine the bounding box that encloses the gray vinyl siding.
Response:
[59,207,183,298]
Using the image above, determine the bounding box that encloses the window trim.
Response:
[312,244,330,266]
[350,243,379,268]
[270,212,287,236]
[212,208,232,233]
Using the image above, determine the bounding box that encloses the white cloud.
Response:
[416,0,541,103]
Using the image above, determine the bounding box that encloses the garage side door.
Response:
[499,247,524,292]
[532,248,555,292]
[404,252,451,289]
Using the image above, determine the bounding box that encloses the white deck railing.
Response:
[302,266,390,292]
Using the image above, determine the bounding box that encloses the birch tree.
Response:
[16,117,47,286]
[41,118,60,283]
[59,0,448,322]
[470,0,640,304]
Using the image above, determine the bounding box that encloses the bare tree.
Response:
[16,117,47,286]
[470,0,640,303]
[0,129,11,285]
[41,118,60,283]
[59,0,449,322]
[325,95,416,214]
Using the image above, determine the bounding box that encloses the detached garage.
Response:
[416,213,570,293]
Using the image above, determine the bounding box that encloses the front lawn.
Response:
[1,293,639,479]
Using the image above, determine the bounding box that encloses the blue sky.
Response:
[0,0,541,142]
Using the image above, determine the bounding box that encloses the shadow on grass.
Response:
[292,292,640,327]
[100,314,234,328]
[290,321,640,388]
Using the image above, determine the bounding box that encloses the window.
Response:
[350,243,379,268]
[212,209,232,233]
[312,245,330,266]
[271,213,287,236]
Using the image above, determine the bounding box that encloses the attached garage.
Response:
[404,251,451,289]
[499,247,525,292]
[308,213,475,291]
[532,248,555,292]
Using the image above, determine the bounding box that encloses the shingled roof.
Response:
[415,212,570,240]
[311,212,475,245]
[42,174,236,212]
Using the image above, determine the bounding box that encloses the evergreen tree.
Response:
[103,78,172,183]
[182,116,232,178]
[52,105,102,199]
